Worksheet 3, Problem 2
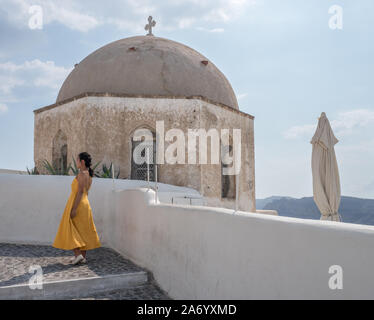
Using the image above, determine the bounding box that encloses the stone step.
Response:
[0,271,148,300]
[0,243,162,300]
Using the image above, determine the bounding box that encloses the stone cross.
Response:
[145,16,156,36]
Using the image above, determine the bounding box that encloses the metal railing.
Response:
[113,147,240,212]
[171,195,204,205]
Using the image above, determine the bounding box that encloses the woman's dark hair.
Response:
[78,152,93,177]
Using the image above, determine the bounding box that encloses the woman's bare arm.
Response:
[70,174,85,218]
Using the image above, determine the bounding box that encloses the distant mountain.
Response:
[256,196,374,226]
[256,196,294,210]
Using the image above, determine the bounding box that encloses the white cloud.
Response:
[283,109,374,140]
[2,0,99,32]
[201,0,256,23]
[196,26,225,33]
[330,109,374,136]
[126,0,157,16]
[1,0,256,33]
[210,28,225,33]
[335,138,374,155]
[0,76,25,94]
[0,104,8,115]
[105,0,256,33]
[237,93,248,100]
[0,59,72,90]
[283,123,316,140]
[0,59,72,107]
[48,4,99,32]
[178,17,196,29]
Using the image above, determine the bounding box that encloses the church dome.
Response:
[56,36,239,110]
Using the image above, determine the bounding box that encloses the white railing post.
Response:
[112,164,115,191]
[235,173,239,212]
[155,160,158,204]
[235,152,239,213]
[147,147,150,190]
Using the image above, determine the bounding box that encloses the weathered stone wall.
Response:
[34,101,87,175]
[34,95,255,211]
[200,102,255,212]
[82,96,202,192]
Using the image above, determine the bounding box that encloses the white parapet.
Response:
[1,173,374,299]
[0,169,27,175]
[107,188,374,300]
[255,209,278,216]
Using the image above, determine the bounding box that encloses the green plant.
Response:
[95,162,120,179]
[42,159,71,176]
[71,157,79,175]
[92,160,101,176]
[26,166,39,175]
[71,156,101,176]
[41,158,117,178]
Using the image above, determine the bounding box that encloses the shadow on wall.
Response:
[108,187,374,299]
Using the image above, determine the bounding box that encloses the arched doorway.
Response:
[131,127,156,181]
[52,130,68,173]
[221,136,236,199]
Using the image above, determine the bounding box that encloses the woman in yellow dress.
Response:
[53,152,101,265]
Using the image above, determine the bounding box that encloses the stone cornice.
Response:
[33,92,254,120]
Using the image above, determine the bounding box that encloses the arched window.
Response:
[221,135,236,199]
[131,127,156,181]
[52,130,68,173]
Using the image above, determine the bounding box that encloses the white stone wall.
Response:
[2,174,374,299]
[0,174,108,245]
[0,169,27,174]
[0,174,201,245]
[110,188,374,299]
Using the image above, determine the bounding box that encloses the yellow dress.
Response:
[53,177,101,251]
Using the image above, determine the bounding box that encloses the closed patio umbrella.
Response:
[310,112,342,221]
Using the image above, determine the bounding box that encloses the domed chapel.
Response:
[34,17,256,212]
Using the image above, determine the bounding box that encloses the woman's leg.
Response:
[73,248,81,257]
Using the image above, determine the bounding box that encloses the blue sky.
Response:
[0,0,373,199]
